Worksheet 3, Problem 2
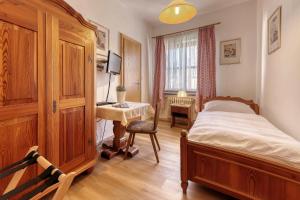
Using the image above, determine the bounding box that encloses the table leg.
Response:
[101,121,139,159]
[112,121,127,151]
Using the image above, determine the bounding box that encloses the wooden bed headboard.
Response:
[202,96,260,114]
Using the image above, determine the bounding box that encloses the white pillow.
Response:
[203,100,255,114]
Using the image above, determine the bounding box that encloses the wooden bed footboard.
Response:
[180,130,300,200]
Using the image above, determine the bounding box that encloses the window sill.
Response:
[164,91,196,96]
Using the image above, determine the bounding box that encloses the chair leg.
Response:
[150,134,159,163]
[124,133,133,160]
[154,134,160,151]
[130,133,135,147]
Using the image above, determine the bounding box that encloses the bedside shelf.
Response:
[170,104,192,129]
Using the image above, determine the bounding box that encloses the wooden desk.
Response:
[96,102,153,159]
[171,104,192,129]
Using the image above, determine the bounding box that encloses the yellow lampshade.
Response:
[177,90,187,98]
[159,0,197,25]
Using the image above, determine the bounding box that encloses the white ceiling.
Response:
[118,0,251,26]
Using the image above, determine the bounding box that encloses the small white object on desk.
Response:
[112,103,129,108]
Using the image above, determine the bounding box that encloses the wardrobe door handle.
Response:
[88,139,92,145]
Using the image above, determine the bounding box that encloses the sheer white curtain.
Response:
[164,30,198,92]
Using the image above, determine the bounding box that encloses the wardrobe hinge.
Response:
[88,56,93,64]
[53,100,57,113]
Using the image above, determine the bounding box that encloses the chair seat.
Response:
[126,120,157,133]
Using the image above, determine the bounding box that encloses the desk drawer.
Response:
[171,106,189,114]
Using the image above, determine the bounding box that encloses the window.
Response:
[164,31,198,93]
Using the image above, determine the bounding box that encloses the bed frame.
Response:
[181,96,300,200]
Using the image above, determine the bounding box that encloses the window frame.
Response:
[163,31,198,93]
[164,90,196,96]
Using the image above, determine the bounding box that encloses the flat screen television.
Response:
[106,51,122,75]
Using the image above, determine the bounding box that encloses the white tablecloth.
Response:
[96,102,154,126]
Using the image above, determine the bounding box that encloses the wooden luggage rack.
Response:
[0,147,76,200]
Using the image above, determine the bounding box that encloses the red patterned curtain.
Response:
[152,37,166,107]
[196,26,216,111]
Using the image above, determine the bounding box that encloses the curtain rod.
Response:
[152,22,221,39]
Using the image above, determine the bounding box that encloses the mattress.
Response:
[188,111,300,169]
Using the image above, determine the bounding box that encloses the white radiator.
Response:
[167,96,194,105]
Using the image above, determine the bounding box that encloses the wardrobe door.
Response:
[46,15,95,172]
[0,3,46,194]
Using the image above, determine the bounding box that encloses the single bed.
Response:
[180,96,300,200]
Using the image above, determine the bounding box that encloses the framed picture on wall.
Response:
[96,54,107,72]
[268,6,282,54]
[90,20,110,56]
[220,38,241,65]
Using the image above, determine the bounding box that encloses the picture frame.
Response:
[268,6,282,54]
[96,54,107,72]
[89,20,110,56]
[220,38,241,65]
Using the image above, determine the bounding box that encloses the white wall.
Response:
[66,0,151,103]
[66,0,152,141]
[152,0,258,101]
[258,0,300,140]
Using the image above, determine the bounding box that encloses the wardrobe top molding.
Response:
[48,0,97,31]
[1,0,97,32]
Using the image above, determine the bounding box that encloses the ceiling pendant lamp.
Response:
[159,0,197,25]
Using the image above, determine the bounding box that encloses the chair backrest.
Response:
[153,100,161,131]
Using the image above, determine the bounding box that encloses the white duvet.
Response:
[188,111,300,169]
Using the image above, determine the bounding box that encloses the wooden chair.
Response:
[124,101,161,163]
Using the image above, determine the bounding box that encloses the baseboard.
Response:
[158,118,171,122]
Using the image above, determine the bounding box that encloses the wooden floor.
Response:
[65,122,234,200]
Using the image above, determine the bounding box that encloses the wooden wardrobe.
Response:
[0,0,97,193]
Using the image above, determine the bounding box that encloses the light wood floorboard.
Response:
[65,121,234,200]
